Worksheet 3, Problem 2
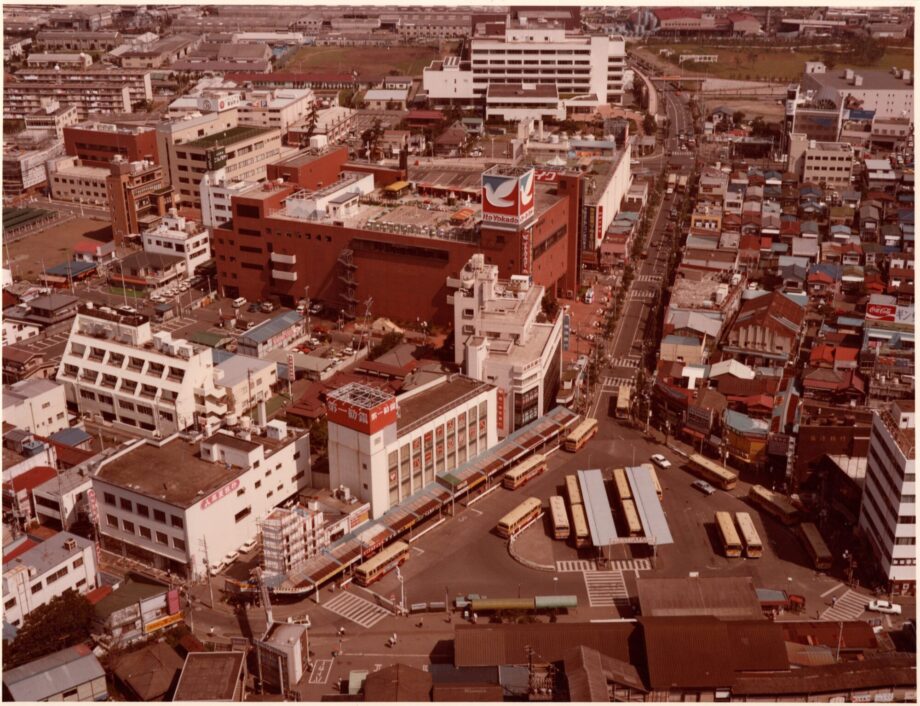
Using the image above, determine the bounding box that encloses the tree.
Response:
[371,331,404,359]
[732,111,745,126]
[4,590,95,668]
[642,113,657,135]
[309,418,328,454]
[541,291,560,320]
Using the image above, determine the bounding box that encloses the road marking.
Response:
[819,589,867,622]
[309,659,334,684]
[556,560,595,573]
[411,546,425,556]
[322,590,392,628]
[609,559,652,571]
[820,582,844,598]
[583,570,629,607]
[467,507,483,516]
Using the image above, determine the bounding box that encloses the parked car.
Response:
[240,538,258,553]
[260,301,275,313]
[116,305,137,316]
[691,480,716,496]
[296,303,307,313]
[651,454,672,469]
[248,302,260,313]
[209,561,227,576]
[232,297,247,309]
[343,347,354,355]
[867,600,902,615]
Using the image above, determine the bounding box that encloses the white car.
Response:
[651,454,672,469]
[867,600,902,615]
[208,561,227,576]
[240,538,258,554]
[223,550,239,566]
[343,347,354,355]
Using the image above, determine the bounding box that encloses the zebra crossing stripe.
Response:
[556,560,595,573]
[323,591,391,628]
[583,570,630,607]
[820,590,867,622]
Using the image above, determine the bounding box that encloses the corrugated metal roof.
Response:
[3,644,105,702]
[239,310,302,345]
[577,469,618,546]
[637,577,764,620]
[641,617,735,689]
[627,465,673,545]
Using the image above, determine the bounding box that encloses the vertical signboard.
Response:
[520,226,533,275]
[496,389,506,432]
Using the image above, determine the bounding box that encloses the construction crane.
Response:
[358,296,374,355]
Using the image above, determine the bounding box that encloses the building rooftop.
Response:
[397,375,492,436]
[2,530,90,577]
[184,124,275,150]
[637,576,765,620]
[2,644,105,702]
[238,310,302,346]
[805,68,914,92]
[95,438,251,509]
[487,83,559,99]
[2,379,61,408]
[215,354,275,388]
[173,652,244,702]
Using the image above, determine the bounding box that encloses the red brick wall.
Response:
[266,147,348,190]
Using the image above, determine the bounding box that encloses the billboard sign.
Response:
[521,226,532,274]
[327,395,398,435]
[201,478,241,509]
[206,146,227,171]
[866,303,897,322]
[496,388,506,431]
[481,167,535,227]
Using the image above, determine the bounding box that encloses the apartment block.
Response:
[2,532,98,629]
[35,30,121,52]
[23,100,79,140]
[141,212,211,275]
[3,81,131,121]
[92,424,310,578]
[56,305,229,437]
[858,400,916,595]
[789,134,855,188]
[15,67,153,106]
[448,255,562,437]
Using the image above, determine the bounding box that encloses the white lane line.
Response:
[820,582,844,598]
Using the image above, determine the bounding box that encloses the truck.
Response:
[666,174,677,194]
[677,174,688,192]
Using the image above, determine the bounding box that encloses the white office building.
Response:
[327,378,497,519]
[91,422,310,579]
[142,211,211,276]
[2,531,98,629]
[214,354,278,419]
[56,304,229,437]
[858,399,916,596]
[448,254,563,438]
[424,19,626,107]
[2,379,69,437]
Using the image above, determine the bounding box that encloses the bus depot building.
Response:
[327,377,497,519]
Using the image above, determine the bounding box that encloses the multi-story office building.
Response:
[64,122,159,168]
[23,100,79,139]
[2,532,98,629]
[858,400,916,596]
[47,156,111,207]
[802,66,914,120]
[107,157,174,243]
[92,423,310,578]
[327,378,497,518]
[448,255,562,437]
[484,83,565,122]
[56,305,229,437]
[424,16,626,107]
[2,131,65,194]
[141,212,211,275]
[788,134,855,188]
[156,108,240,196]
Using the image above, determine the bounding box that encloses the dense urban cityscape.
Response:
[0,3,916,702]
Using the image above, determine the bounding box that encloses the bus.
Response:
[666,173,677,194]
[615,386,631,419]
[564,475,583,508]
[714,511,743,558]
[677,174,689,192]
[735,512,763,559]
[497,497,543,539]
[503,454,548,490]
[570,502,590,548]
[687,454,738,491]
[354,541,410,586]
[798,522,833,570]
[612,467,632,501]
[563,418,598,452]
[620,498,643,537]
[747,485,799,526]
[549,496,570,540]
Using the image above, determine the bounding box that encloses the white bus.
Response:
[564,418,598,452]
[355,541,410,586]
[549,495,570,540]
[715,511,742,558]
[497,497,543,539]
[503,454,547,490]
[735,512,763,559]
[688,454,738,491]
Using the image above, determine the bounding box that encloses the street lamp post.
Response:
[553,577,558,596]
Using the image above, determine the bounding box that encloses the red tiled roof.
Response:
[2,538,38,563]
[654,8,702,22]
[85,585,113,605]
[73,239,102,254]
[2,465,57,493]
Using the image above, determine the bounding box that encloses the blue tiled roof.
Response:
[49,427,92,447]
[239,310,302,345]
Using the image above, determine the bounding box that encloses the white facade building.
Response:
[327,378,497,518]
[2,320,41,347]
[802,66,914,120]
[237,89,315,133]
[2,379,69,437]
[485,83,565,122]
[2,532,98,629]
[858,400,916,595]
[449,255,563,437]
[142,211,211,276]
[214,355,278,419]
[92,422,310,579]
[56,304,229,437]
[424,20,625,107]
[200,173,259,228]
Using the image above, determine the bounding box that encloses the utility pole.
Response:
[200,537,215,609]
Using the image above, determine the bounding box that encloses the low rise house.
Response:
[2,644,108,702]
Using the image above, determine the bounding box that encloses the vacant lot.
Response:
[6,217,110,279]
[635,42,914,82]
[283,45,440,82]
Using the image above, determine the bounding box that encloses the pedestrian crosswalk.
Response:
[583,570,629,607]
[322,590,392,628]
[556,560,595,573]
[609,357,641,369]
[603,376,636,389]
[820,589,867,622]
[610,559,652,572]
[636,274,662,283]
